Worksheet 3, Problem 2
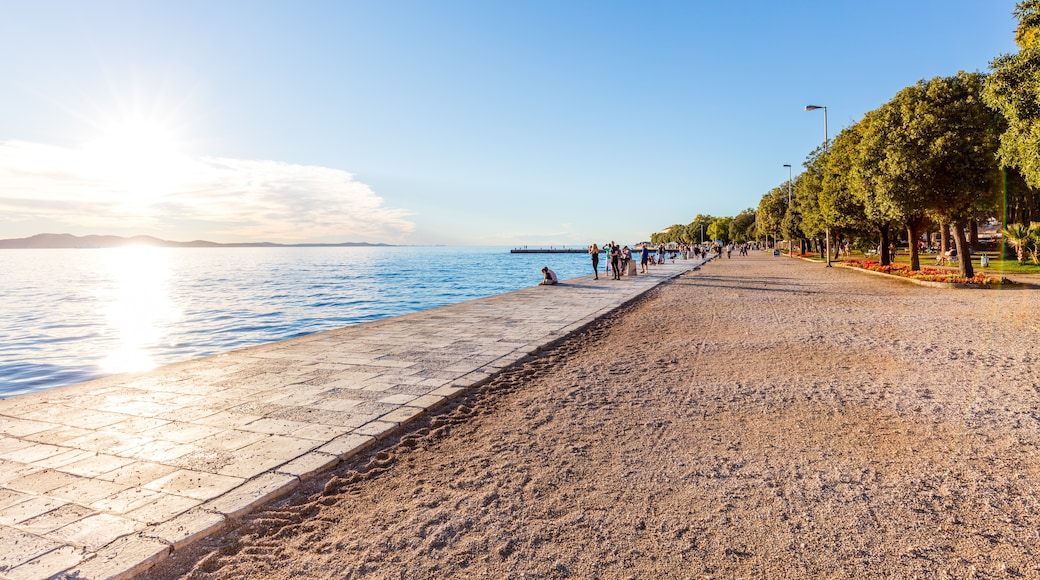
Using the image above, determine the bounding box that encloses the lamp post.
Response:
[783,163,793,257]
[805,105,831,266]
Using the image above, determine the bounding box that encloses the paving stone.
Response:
[192,428,268,452]
[144,508,226,551]
[354,420,398,438]
[143,469,244,501]
[2,442,71,464]
[20,425,93,446]
[275,451,340,480]
[0,496,70,527]
[0,418,57,438]
[0,525,66,571]
[16,502,95,535]
[0,489,33,511]
[407,394,446,410]
[291,422,353,442]
[102,417,171,436]
[379,406,426,425]
[96,461,179,487]
[205,472,299,519]
[214,435,318,479]
[318,433,376,459]
[63,431,149,455]
[47,512,142,551]
[124,493,202,524]
[192,410,263,430]
[91,487,165,515]
[49,477,130,505]
[121,439,199,463]
[3,545,86,580]
[5,469,82,495]
[138,422,224,444]
[61,534,169,580]
[58,453,137,478]
[33,448,101,470]
[0,460,42,486]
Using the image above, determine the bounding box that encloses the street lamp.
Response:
[783,164,793,256]
[805,105,832,266]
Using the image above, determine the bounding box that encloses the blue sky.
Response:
[0,1,1021,246]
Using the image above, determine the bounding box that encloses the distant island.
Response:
[0,233,396,249]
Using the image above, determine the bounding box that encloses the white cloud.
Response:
[0,140,414,242]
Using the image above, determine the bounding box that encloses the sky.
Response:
[0,1,1023,246]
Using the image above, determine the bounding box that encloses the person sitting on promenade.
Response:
[539,266,558,285]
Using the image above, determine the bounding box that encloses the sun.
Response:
[82,115,194,203]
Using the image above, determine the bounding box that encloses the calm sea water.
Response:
[0,246,603,398]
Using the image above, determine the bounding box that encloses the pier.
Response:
[509,247,589,253]
[0,258,705,579]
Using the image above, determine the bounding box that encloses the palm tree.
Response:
[1029,222,1040,264]
[1003,223,1032,263]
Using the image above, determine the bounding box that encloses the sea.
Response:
[0,246,604,399]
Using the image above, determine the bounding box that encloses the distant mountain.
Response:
[0,233,395,249]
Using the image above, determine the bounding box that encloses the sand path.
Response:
[144,251,1040,579]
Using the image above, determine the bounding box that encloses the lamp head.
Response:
[805,105,824,111]
[783,164,791,168]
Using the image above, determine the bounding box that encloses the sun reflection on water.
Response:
[97,245,182,374]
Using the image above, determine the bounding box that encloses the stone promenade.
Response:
[0,258,703,579]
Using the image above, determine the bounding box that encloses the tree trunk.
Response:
[818,237,825,260]
[907,220,921,271]
[879,225,890,266]
[969,220,979,252]
[939,222,950,255]
[952,220,974,278]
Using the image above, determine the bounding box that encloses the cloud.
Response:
[0,140,414,242]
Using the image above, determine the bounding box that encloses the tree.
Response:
[730,208,757,243]
[852,111,906,266]
[796,148,827,258]
[857,72,1003,277]
[756,187,786,246]
[707,217,732,243]
[821,128,872,256]
[985,2,1040,188]
[687,214,717,245]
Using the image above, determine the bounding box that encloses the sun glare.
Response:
[97,245,183,375]
[82,116,194,203]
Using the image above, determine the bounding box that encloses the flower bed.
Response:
[841,260,1010,286]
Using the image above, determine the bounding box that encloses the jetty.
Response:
[0,258,707,579]
[509,247,590,254]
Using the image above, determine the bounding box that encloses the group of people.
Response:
[539,241,721,287]
[587,242,631,280]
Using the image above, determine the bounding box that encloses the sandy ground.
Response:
[143,252,1040,579]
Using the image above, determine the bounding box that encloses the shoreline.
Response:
[0,259,697,579]
[1,246,639,398]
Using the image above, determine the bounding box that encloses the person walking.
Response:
[589,243,600,280]
[640,244,650,273]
